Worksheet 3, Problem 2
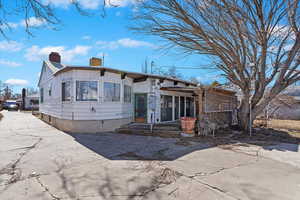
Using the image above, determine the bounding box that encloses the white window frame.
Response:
[124,84,132,103]
[75,80,99,102]
[62,81,71,102]
[40,88,44,103]
[103,82,121,102]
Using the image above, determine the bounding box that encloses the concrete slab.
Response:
[1,111,300,200]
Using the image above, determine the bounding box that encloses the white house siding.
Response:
[40,67,134,122]
[70,70,134,120]
[39,62,196,129]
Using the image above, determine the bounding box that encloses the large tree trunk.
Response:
[237,96,260,132]
[238,99,251,131]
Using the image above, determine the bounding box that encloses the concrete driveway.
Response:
[0,111,300,200]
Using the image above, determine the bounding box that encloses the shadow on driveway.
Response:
[66,127,300,161]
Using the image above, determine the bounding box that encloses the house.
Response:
[24,94,39,110]
[38,52,198,133]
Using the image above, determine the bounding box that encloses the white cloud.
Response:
[25,45,91,62]
[0,59,22,67]
[0,22,19,29]
[44,0,73,8]
[2,17,46,30]
[96,38,156,49]
[79,0,101,9]
[5,79,29,86]
[0,41,23,52]
[96,52,109,57]
[82,35,91,40]
[272,25,296,40]
[21,17,47,27]
[118,38,154,48]
[105,0,137,7]
[45,0,101,9]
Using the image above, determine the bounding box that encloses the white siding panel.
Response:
[40,69,135,121]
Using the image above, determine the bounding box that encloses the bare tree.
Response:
[132,0,300,131]
[0,0,120,38]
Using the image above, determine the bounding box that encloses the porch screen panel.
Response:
[161,95,173,121]
[186,97,193,117]
[180,96,185,117]
[204,92,235,112]
[175,96,179,120]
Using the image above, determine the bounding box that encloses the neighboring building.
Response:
[38,52,197,133]
[24,94,39,110]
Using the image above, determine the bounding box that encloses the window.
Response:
[104,82,120,102]
[76,81,98,101]
[40,88,44,103]
[62,81,71,102]
[48,84,52,96]
[124,85,132,103]
[30,99,39,105]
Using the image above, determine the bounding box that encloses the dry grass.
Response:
[254,119,300,139]
[0,113,3,121]
[267,119,300,131]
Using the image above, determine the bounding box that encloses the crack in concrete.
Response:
[0,138,42,185]
[165,160,260,200]
[35,176,61,200]
[176,171,241,200]
[189,160,259,179]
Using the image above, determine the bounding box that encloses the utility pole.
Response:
[102,53,105,66]
[144,58,148,73]
[249,62,255,137]
[151,61,154,74]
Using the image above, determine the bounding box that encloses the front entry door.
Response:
[134,93,147,123]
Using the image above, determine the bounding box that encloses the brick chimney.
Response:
[49,52,61,63]
[89,57,102,67]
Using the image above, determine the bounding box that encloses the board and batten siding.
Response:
[39,68,134,121]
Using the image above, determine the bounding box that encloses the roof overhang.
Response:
[161,86,236,96]
[160,86,197,93]
[53,66,197,86]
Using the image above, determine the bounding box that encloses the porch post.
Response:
[184,96,186,117]
[172,96,175,121]
[179,96,181,119]
[193,97,196,117]
[198,89,205,120]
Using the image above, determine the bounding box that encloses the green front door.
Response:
[134,93,147,123]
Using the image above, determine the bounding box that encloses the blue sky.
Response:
[0,0,220,93]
